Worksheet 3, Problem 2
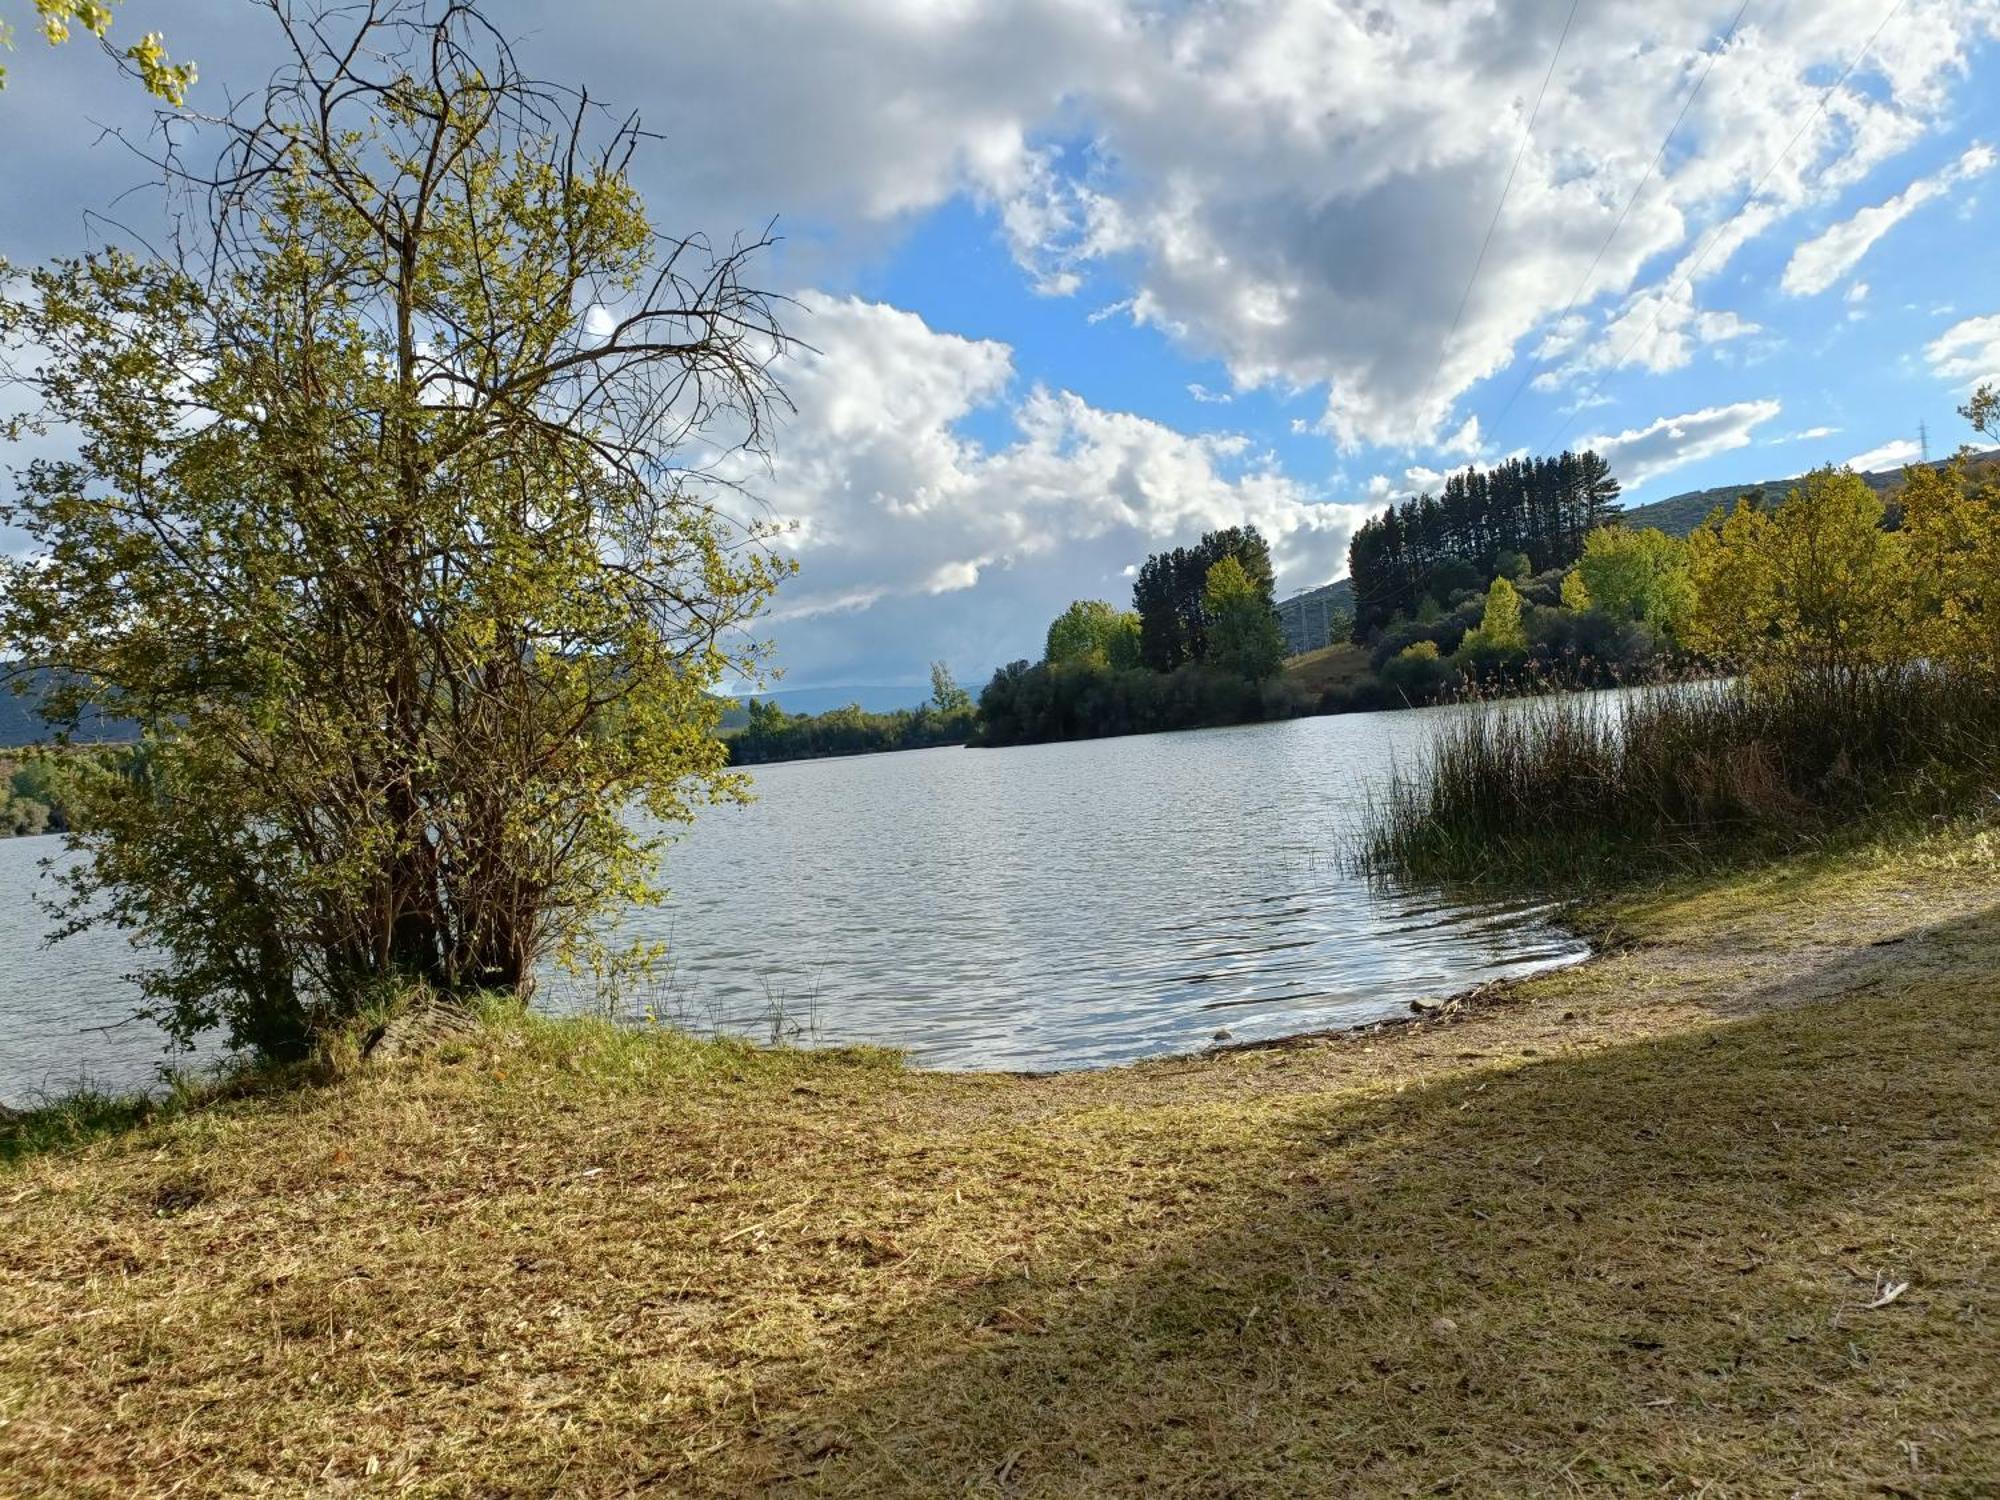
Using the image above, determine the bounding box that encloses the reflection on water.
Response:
[0,704,1588,1101]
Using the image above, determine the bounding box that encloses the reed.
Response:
[1367,667,2000,886]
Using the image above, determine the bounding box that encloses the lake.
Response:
[0,705,1588,1104]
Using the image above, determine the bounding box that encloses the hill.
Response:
[1282,640,1372,696]
[1622,448,2000,538]
[1276,577,1354,656]
[0,671,138,749]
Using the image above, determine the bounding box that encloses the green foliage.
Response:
[728,695,976,765]
[1378,639,1452,704]
[1575,525,1695,639]
[928,661,973,715]
[0,745,135,836]
[0,6,790,1059]
[1200,556,1286,680]
[1132,526,1273,670]
[1348,450,1618,637]
[1044,599,1142,669]
[1898,390,2000,678]
[0,1,194,102]
[1372,440,2000,886]
[1688,468,1902,677]
[1458,575,1527,657]
[975,658,1308,747]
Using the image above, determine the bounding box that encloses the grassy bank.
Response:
[5,830,2000,1495]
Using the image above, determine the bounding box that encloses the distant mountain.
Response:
[0,670,138,748]
[1621,448,2000,538]
[1276,577,1354,656]
[1282,577,1353,612]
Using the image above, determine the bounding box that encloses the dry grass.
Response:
[1283,641,1373,698]
[5,834,2000,1496]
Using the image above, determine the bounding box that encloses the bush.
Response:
[1378,641,1456,705]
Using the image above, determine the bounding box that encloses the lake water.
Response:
[0,706,1588,1103]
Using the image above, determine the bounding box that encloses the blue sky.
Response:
[5,0,2000,696]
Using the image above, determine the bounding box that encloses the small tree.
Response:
[1044,599,1141,669]
[1202,556,1285,680]
[1687,468,1903,678]
[1460,575,1527,655]
[0,1,791,1057]
[928,661,973,715]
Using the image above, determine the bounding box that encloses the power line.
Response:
[1485,0,1752,451]
[1414,0,1582,445]
[1537,0,1907,460]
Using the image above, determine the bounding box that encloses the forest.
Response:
[1346,450,1621,638]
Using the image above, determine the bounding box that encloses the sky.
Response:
[4,0,2000,698]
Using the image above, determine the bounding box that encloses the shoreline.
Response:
[5,828,1998,1494]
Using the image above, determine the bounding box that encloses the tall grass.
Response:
[1367,668,2000,887]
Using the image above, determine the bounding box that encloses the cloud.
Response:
[1845,281,1870,304]
[1782,143,1998,297]
[1186,383,1233,404]
[1440,415,1483,457]
[741,295,1369,684]
[1582,400,1782,489]
[1768,425,1841,444]
[1847,438,1923,471]
[500,0,1999,450]
[1927,313,2000,389]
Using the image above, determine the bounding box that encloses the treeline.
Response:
[1348,451,1619,637]
[726,665,976,764]
[975,526,1303,746]
[1324,519,1693,712]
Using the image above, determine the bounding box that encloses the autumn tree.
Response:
[1574,525,1696,639]
[1686,468,1902,678]
[1896,387,2000,677]
[1458,575,1527,658]
[0,1,790,1057]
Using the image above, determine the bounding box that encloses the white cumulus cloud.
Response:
[1927,313,2000,389]
[1847,438,1924,471]
[1782,143,1997,297]
[1582,399,1782,489]
[742,295,1370,684]
[507,0,1999,450]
